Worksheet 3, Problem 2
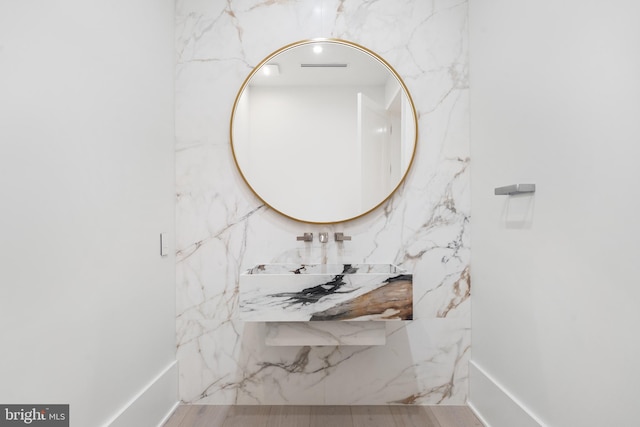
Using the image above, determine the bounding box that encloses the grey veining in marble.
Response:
[176,0,470,405]
[265,321,387,346]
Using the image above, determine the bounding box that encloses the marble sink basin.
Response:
[239,263,413,322]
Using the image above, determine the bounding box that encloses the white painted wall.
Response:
[0,1,176,426]
[245,85,384,222]
[469,1,640,426]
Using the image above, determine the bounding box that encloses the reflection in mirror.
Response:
[231,39,417,223]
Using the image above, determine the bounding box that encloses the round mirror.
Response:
[230,39,417,223]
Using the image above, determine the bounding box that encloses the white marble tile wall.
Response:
[175,0,470,404]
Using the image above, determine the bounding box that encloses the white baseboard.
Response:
[468,361,544,427]
[107,361,178,427]
[156,401,180,427]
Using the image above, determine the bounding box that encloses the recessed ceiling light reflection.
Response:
[313,45,323,54]
[261,64,280,76]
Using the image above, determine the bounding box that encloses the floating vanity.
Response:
[239,263,413,346]
[239,263,413,321]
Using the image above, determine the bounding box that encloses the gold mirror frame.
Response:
[229,38,418,224]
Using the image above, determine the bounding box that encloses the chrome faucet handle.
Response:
[335,232,352,242]
[296,232,313,242]
[319,232,329,243]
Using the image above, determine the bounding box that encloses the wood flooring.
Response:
[163,405,484,427]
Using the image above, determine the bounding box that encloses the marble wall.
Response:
[175,0,470,405]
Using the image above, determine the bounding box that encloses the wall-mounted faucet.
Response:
[296,232,351,242]
[335,232,351,242]
[296,232,313,242]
